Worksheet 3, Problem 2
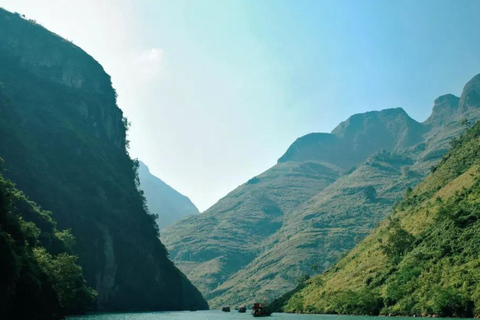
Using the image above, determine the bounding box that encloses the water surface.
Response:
[68,310,459,320]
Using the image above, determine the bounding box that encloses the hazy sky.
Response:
[1,0,480,211]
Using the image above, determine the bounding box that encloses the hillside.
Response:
[138,161,199,230]
[163,161,342,297]
[0,9,207,311]
[0,169,95,320]
[162,73,480,308]
[280,116,480,317]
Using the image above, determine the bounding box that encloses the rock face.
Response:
[138,161,199,230]
[0,9,207,311]
[162,74,480,308]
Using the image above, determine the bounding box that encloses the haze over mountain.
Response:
[138,161,199,230]
[162,73,480,308]
[0,8,207,314]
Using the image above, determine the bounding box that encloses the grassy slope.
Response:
[281,116,480,317]
[210,152,423,307]
[162,161,342,296]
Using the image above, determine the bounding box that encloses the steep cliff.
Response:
[0,9,207,311]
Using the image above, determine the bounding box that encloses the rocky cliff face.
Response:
[162,73,480,308]
[0,8,207,311]
[424,94,460,126]
[460,74,480,112]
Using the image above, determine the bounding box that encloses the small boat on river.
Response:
[222,306,231,312]
[252,303,272,317]
[238,306,247,313]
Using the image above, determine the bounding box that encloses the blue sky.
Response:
[1,0,479,211]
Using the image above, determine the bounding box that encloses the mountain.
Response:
[162,73,480,308]
[279,115,480,317]
[138,161,199,231]
[0,170,95,320]
[163,161,342,300]
[0,9,207,311]
[279,108,426,168]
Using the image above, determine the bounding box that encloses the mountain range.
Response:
[279,93,480,317]
[162,73,480,308]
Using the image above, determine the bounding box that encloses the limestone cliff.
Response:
[0,8,207,311]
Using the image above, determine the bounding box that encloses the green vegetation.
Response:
[163,73,480,308]
[0,8,207,312]
[279,118,480,317]
[0,168,95,319]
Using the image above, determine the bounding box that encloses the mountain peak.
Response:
[424,94,460,126]
[459,73,480,111]
[331,107,411,138]
[434,93,460,105]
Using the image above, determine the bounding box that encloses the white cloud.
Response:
[134,48,164,79]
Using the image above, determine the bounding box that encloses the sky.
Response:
[1,0,480,211]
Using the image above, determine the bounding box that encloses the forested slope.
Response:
[0,169,95,320]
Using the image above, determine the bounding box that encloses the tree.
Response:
[381,218,415,263]
[364,186,377,202]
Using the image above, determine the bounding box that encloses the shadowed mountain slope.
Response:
[0,9,207,311]
[0,171,95,320]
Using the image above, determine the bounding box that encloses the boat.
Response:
[222,306,231,312]
[252,303,272,317]
[238,306,247,313]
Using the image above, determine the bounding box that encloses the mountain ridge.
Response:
[278,107,425,168]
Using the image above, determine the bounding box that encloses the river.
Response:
[67,310,458,320]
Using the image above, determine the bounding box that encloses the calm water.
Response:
[67,310,459,320]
